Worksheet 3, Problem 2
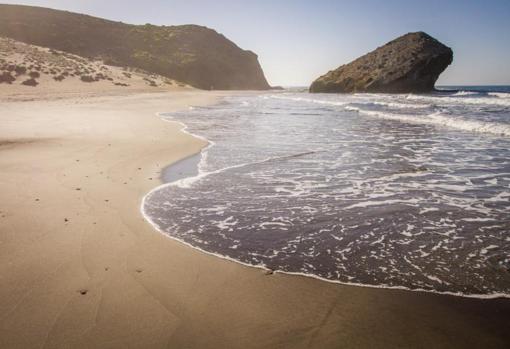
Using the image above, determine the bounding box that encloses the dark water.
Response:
[143,87,510,297]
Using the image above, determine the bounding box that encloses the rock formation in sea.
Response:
[309,32,453,93]
[0,4,270,90]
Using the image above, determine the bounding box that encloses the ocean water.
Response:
[143,86,510,298]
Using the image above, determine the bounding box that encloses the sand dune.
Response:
[0,37,192,102]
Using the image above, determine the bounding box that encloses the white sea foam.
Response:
[344,198,420,210]
[346,106,510,136]
[272,95,429,110]
[269,94,348,106]
[452,91,479,96]
[407,94,510,107]
[489,92,510,98]
[371,101,431,109]
[480,245,499,255]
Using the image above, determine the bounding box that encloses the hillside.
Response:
[0,4,270,90]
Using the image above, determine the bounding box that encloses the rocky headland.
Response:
[310,32,453,93]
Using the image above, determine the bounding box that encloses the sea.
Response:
[142,86,510,298]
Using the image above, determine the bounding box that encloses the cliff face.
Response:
[310,32,453,93]
[0,4,271,90]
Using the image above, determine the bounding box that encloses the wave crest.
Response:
[346,106,510,136]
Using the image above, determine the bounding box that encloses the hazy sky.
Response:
[3,0,510,86]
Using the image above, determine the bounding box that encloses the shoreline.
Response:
[1,90,510,348]
[159,152,201,183]
[149,105,510,300]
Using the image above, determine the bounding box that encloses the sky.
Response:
[2,0,510,86]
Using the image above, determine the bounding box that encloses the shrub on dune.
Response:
[80,75,95,82]
[0,71,16,84]
[22,77,38,86]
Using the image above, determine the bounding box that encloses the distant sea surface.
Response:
[143,86,510,298]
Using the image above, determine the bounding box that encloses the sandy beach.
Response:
[1,88,510,349]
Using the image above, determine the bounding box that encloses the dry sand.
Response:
[1,88,509,349]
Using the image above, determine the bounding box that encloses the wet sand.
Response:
[160,152,201,184]
[0,90,509,348]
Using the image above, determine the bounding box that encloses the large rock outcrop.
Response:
[310,32,453,93]
[0,4,270,90]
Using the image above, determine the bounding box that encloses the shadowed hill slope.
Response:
[0,4,270,90]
